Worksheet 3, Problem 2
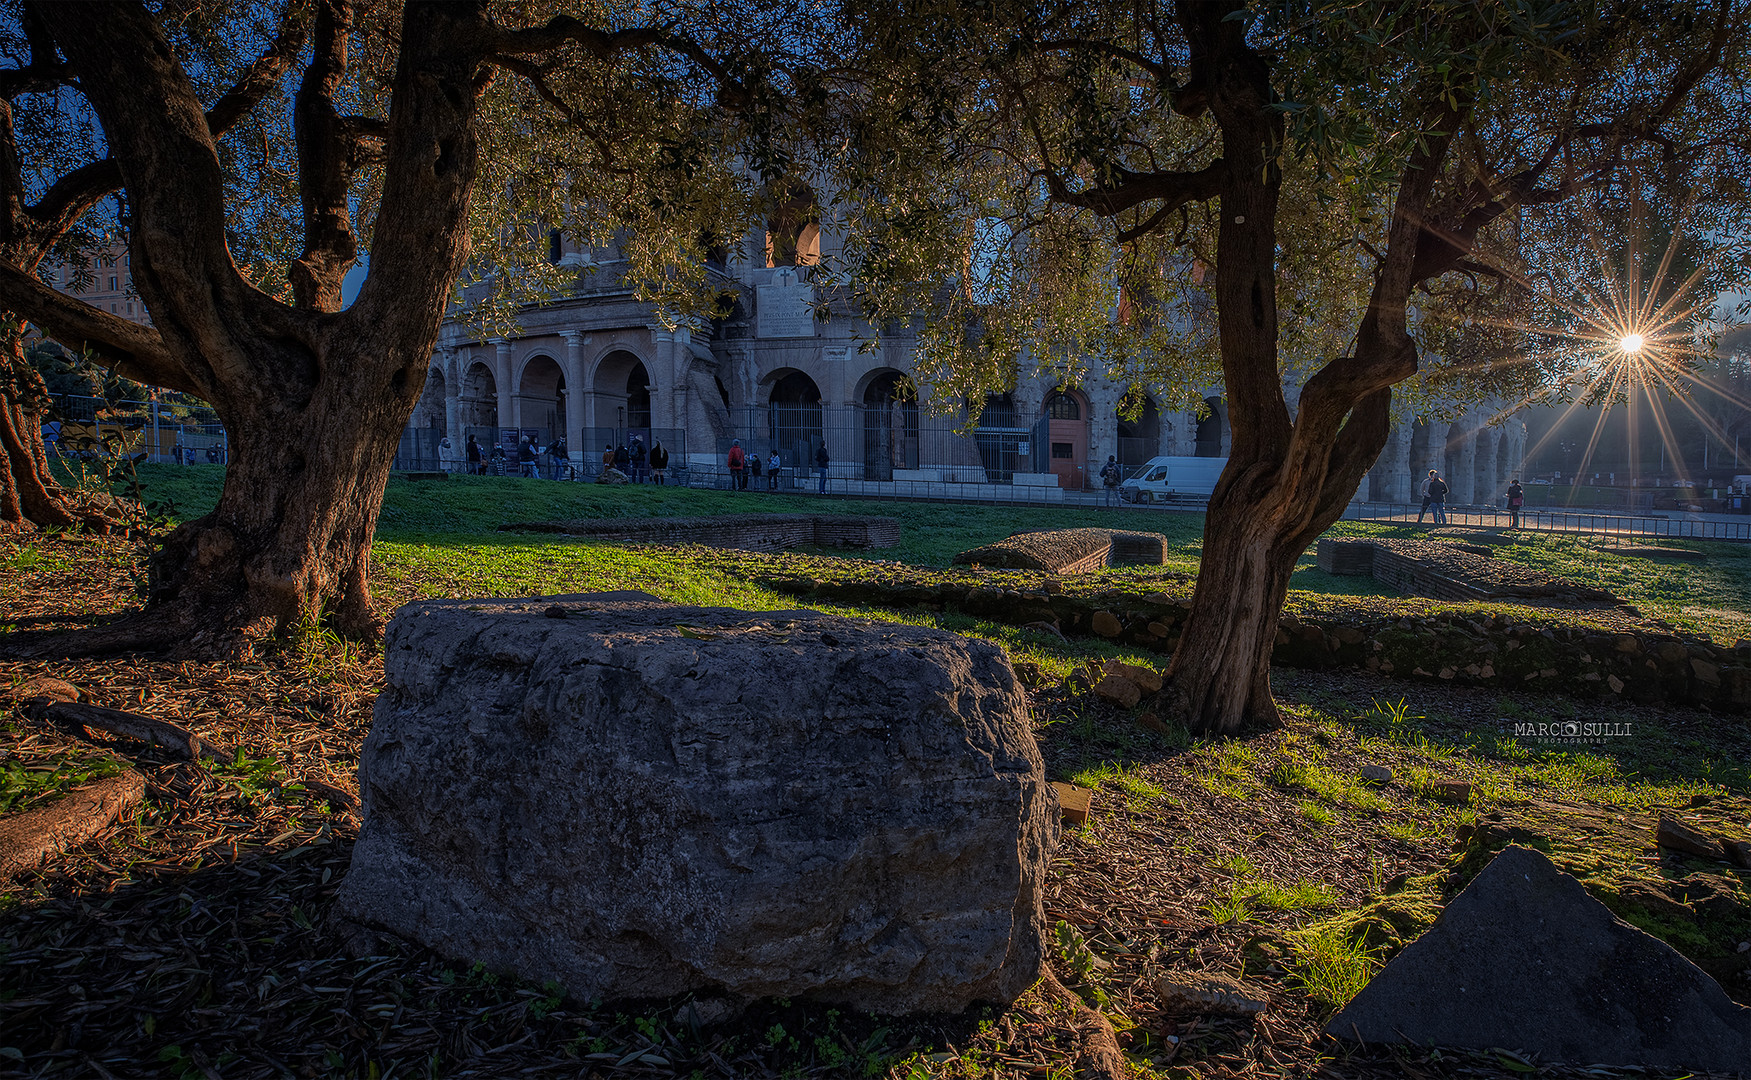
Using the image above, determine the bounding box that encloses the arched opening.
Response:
[1116,393,1160,474]
[971,393,1027,484]
[1195,396,1226,458]
[588,350,652,451]
[1444,422,1467,500]
[461,360,498,431]
[764,185,819,268]
[517,354,565,448]
[767,369,823,471]
[399,366,449,471]
[860,370,918,480]
[1042,389,1090,489]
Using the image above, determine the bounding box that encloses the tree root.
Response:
[1036,967,1128,1080]
[27,698,230,762]
[0,768,145,879]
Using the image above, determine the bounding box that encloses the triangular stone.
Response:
[1327,845,1751,1071]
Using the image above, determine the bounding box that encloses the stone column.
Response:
[1088,386,1120,475]
[491,338,514,434]
[670,327,692,430]
[1176,409,1198,456]
[648,329,674,430]
[1387,420,1413,502]
[560,331,587,463]
[1478,428,1500,505]
[440,349,460,440]
[1455,428,1478,504]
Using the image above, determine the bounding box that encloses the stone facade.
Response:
[414,220,1526,500]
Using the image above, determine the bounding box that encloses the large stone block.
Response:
[1328,845,1751,1070]
[336,593,1054,1014]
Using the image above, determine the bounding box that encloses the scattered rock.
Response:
[595,466,630,484]
[1328,846,1751,1070]
[337,594,1055,1013]
[1724,839,1751,870]
[1090,611,1123,638]
[1092,675,1142,709]
[1429,781,1472,804]
[1618,882,1693,921]
[1023,620,1067,643]
[1136,712,1172,735]
[1657,816,1723,860]
[1101,660,1162,695]
[1157,971,1269,1017]
[1049,782,1092,826]
[1359,764,1393,784]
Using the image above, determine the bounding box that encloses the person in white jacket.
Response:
[437,436,459,473]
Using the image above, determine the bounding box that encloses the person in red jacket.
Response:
[727,439,746,490]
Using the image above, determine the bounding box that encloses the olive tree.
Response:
[0,0,778,654]
[827,0,1751,732]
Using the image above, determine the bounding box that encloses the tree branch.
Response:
[289,0,359,312]
[0,257,192,394]
[483,15,751,108]
[26,0,313,242]
[204,0,316,136]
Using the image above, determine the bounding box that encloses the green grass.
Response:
[0,749,124,815]
[123,465,1751,645]
[1067,760,1168,809]
[1286,925,1383,1010]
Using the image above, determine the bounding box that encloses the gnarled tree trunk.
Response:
[1162,389,1394,733]
[145,347,419,648]
[0,332,123,534]
[0,1,482,658]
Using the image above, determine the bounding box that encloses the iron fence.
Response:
[1343,501,1751,542]
[46,393,225,464]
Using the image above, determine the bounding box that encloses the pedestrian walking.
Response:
[814,442,830,494]
[548,435,568,480]
[1099,455,1122,506]
[465,433,482,475]
[630,437,647,482]
[727,439,746,490]
[767,450,781,491]
[614,443,631,477]
[1506,477,1524,528]
[517,435,537,477]
[438,436,458,473]
[1417,469,1436,523]
[1427,471,1450,525]
[649,440,669,485]
[749,450,763,490]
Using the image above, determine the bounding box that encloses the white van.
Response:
[1118,455,1227,504]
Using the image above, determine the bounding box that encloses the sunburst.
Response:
[1440,189,1749,502]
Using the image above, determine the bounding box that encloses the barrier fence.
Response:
[46,393,227,464]
[1342,501,1751,542]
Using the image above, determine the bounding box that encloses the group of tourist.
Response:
[436,433,669,483]
[725,440,832,494]
[1416,469,1528,528]
[599,436,670,484]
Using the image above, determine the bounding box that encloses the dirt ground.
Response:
[3,533,1748,1080]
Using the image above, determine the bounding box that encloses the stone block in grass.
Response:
[337,592,1054,1013]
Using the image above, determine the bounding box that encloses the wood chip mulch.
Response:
[2,534,1745,1079]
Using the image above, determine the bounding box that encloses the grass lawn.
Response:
[125,464,1751,644]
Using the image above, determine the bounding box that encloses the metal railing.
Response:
[1343,501,1751,542]
[46,393,226,464]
